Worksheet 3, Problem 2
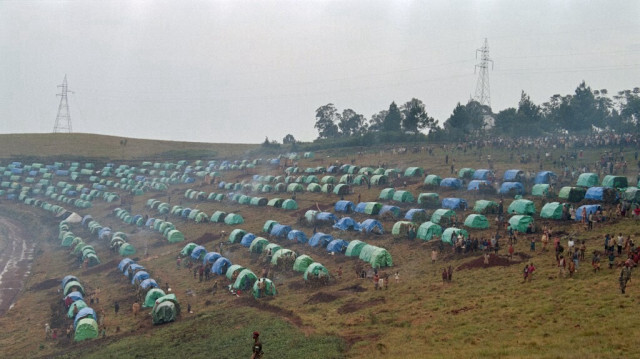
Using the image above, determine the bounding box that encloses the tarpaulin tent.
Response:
[282,199,298,210]
[379,188,395,200]
[379,205,401,217]
[315,212,337,223]
[211,257,232,275]
[125,264,145,279]
[417,221,442,241]
[334,200,355,213]
[327,239,349,253]
[74,318,99,341]
[531,184,550,197]
[417,193,439,207]
[472,169,494,181]
[270,249,296,266]
[333,184,350,195]
[180,243,198,257]
[575,204,602,221]
[263,220,279,233]
[370,174,388,186]
[464,214,489,229]
[473,200,498,214]
[467,180,491,191]
[61,275,79,290]
[203,252,221,265]
[622,187,640,202]
[321,176,336,184]
[226,264,245,280]
[166,230,184,243]
[118,258,134,273]
[442,198,468,210]
[558,186,586,202]
[267,198,284,208]
[393,190,414,203]
[534,171,557,184]
[119,243,136,256]
[576,173,599,187]
[345,240,366,257]
[233,269,258,290]
[507,199,536,215]
[64,281,85,296]
[224,213,244,225]
[424,175,442,187]
[132,271,150,285]
[503,169,524,182]
[67,300,87,318]
[152,294,180,325]
[364,202,383,215]
[333,217,361,231]
[287,230,308,243]
[293,254,314,272]
[404,208,428,222]
[585,187,619,203]
[305,210,318,224]
[499,182,525,196]
[249,237,270,253]
[359,245,393,268]
[441,228,468,245]
[360,219,384,234]
[601,175,628,189]
[264,243,282,255]
[241,233,257,247]
[139,278,158,290]
[143,288,166,308]
[253,278,276,298]
[309,232,333,247]
[404,167,424,177]
[430,209,455,225]
[229,229,246,243]
[270,224,292,238]
[307,183,321,192]
[540,202,565,220]
[508,215,534,233]
[73,307,97,329]
[391,221,413,237]
[303,262,330,281]
[353,175,368,186]
[458,168,475,179]
[440,178,462,189]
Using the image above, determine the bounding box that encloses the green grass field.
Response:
[0,133,638,358]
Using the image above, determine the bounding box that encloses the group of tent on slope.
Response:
[118,258,180,325]
[61,275,99,341]
[146,198,244,227]
[184,187,299,211]
[58,220,101,267]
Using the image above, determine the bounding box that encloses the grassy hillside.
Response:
[0,133,639,358]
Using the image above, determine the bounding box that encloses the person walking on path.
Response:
[431,250,438,264]
[558,255,566,278]
[114,301,120,316]
[441,268,448,284]
[447,265,453,282]
[619,263,632,294]
[508,243,514,261]
[522,264,530,283]
[530,236,536,252]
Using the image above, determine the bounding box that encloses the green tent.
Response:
[418,193,440,207]
[233,269,258,290]
[424,175,442,186]
[417,221,442,241]
[576,173,599,187]
[64,280,85,296]
[404,167,424,177]
[392,190,414,203]
[441,228,468,245]
[333,184,350,195]
[463,214,489,229]
[379,188,396,200]
[473,200,498,214]
[229,229,246,243]
[282,199,298,210]
[321,183,334,193]
[531,184,550,197]
[303,262,330,281]
[359,245,393,268]
[602,175,628,189]
[392,221,413,236]
[345,240,367,257]
[622,187,640,202]
[167,230,185,243]
[210,211,227,223]
[152,294,180,325]
[430,209,455,225]
[74,318,99,341]
[558,186,586,202]
[307,183,321,192]
[264,243,282,255]
[305,210,318,224]
[364,202,382,215]
[249,237,270,253]
[353,175,369,186]
[321,176,336,184]
[271,248,296,266]
[180,243,198,256]
[509,215,534,233]
[250,197,268,206]
[293,254,314,272]
[119,243,136,256]
[253,278,276,298]
[67,299,88,318]
[458,168,475,179]
[224,213,244,225]
[263,220,279,233]
[267,198,284,208]
[287,183,304,193]
[143,288,166,308]
[226,264,245,280]
[370,174,388,186]
[540,202,565,220]
[61,233,75,247]
[304,175,319,184]
[507,199,536,215]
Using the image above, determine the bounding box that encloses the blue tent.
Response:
[584,187,618,202]
[534,171,557,184]
[139,278,158,290]
[440,178,462,189]
[203,252,222,264]
[145,218,155,227]
[503,170,524,182]
[442,198,468,210]
[404,208,427,221]
[181,208,192,218]
[499,182,525,195]
[327,165,338,173]
[467,180,490,190]
[132,271,150,285]
[117,258,134,273]
[472,169,493,181]
[360,219,384,234]
[308,232,334,247]
[354,202,367,213]
[81,215,93,226]
[334,200,355,213]
[125,264,145,277]
[73,307,97,329]
[211,257,232,275]
[62,275,79,290]
[575,204,602,221]
[333,217,361,231]
[287,230,308,243]
[98,227,112,239]
[270,224,292,238]
[64,292,83,305]
[241,233,257,247]
[379,205,401,217]
[326,239,349,253]
[190,245,207,261]
[315,212,338,223]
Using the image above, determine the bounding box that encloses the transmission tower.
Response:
[473,38,493,108]
[53,75,73,133]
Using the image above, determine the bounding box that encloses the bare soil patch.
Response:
[29,278,59,291]
[194,232,216,245]
[304,292,339,305]
[83,259,118,275]
[449,305,476,315]
[456,254,523,271]
[339,284,367,293]
[235,296,303,327]
[337,297,385,314]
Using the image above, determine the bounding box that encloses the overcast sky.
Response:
[1,1,639,143]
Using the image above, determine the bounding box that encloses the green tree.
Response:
[282,134,296,144]
[494,107,518,135]
[338,109,367,136]
[314,104,340,139]
[382,102,403,132]
[443,103,472,139]
[515,91,544,136]
[368,110,388,132]
[401,98,437,133]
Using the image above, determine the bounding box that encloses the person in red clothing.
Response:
[508,243,514,260]
[527,263,536,281]
[373,273,380,290]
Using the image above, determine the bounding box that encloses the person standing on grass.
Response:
[528,263,536,281]
[132,300,140,317]
[251,331,264,359]
[618,233,624,256]
[373,273,379,290]
[530,236,536,252]
[568,259,576,278]
[431,249,438,264]
[484,252,490,266]
[508,243,514,261]
[592,251,601,272]
[558,255,566,278]
[619,263,632,294]
[441,268,448,284]
[580,241,586,261]
[573,251,580,272]
[114,301,120,316]
[447,265,453,282]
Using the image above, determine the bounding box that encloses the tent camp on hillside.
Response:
[417,221,442,241]
[558,186,586,203]
[534,171,557,184]
[359,245,393,268]
[424,175,442,187]
[575,204,602,221]
[464,214,489,229]
[441,198,468,210]
[576,173,599,187]
[508,215,534,233]
[601,175,628,189]
[430,209,455,225]
[473,200,498,214]
[499,182,525,196]
[540,202,566,220]
[417,192,439,207]
[441,228,468,245]
[584,187,618,203]
[507,199,536,215]
[293,255,314,272]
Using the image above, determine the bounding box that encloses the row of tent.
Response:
[60,275,99,341]
[179,243,277,297]
[79,214,137,257]
[183,189,299,211]
[58,221,101,267]
[117,258,181,324]
[146,198,245,226]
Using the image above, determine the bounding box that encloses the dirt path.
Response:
[0,217,35,316]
